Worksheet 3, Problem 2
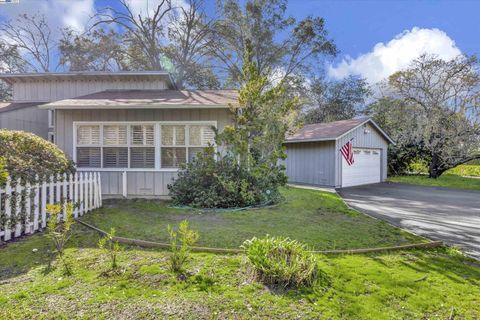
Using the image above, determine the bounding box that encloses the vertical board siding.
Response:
[12,79,167,101]
[335,122,389,187]
[0,106,49,138]
[285,141,336,186]
[56,108,233,197]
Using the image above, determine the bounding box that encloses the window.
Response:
[75,122,216,170]
[161,125,186,168]
[187,125,215,162]
[76,125,101,168]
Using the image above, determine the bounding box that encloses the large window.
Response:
[75,122,216,170]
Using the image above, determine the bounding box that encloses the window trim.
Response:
[73,121,217,172]
[48,109,55,128]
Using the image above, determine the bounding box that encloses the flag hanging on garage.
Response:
[341,141,354,166]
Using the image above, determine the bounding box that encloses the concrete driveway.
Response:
[337,182,480,259]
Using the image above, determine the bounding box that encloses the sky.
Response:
[0,0,478,84]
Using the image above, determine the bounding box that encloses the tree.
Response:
[218,39,299,169]
[0,41,25,100]
[0,14,56,72]
[384,55,480,178]
[303,76,370,124]
[209,0,336,86]
[59,29,126,71]
[94,0,173,71]
[162,0,219,89]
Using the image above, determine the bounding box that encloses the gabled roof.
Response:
[39,89,238,110]
[0,71,176,89]
[285,117,395,144]
[0,101,46,113]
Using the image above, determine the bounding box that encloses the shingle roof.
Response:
[0,101,46,113]
[40,90,238,109]
[286,117,373,142]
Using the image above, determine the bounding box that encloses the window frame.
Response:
[73,121,217,172]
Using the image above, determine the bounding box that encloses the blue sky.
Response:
[0,0,477,83]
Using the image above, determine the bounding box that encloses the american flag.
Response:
[341,140,354,166]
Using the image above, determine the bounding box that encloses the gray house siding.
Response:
[285,141,336,186]
[12,79,167,102]
[0,106,49,139]
[334,122,388,187]
[55,108,233,198]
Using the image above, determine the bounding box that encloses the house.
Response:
[284,117,394,188]
[0,71,237,198]
[0,101,52,141]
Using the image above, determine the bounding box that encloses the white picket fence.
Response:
[0,172,102,242]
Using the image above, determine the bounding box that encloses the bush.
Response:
[242,236,321,288]
[407,159,429,174]
[168,147,285,208]
[0,157,7,185]
[447,164,480,177]
[98,228,122,271]
[46,202,74,275]
[0,129,75,182]
[168,220,199,274]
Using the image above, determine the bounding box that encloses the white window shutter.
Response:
[104,125,127,145]
[77,125,100,145]
[131,125,154,145]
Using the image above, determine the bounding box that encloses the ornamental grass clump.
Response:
[242,236,321,288]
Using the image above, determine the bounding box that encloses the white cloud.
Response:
[0,0,95,33]
[328,27,462,84]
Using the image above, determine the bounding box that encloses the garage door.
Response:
[341,148,381,187]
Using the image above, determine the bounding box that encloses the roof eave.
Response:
[39,103,231,110]
[335,118,396,145]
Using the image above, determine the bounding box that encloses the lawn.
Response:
[0,223,479,319]
[389,174,480,191]
[80,187,422,250]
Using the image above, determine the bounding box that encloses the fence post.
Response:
[79,172,84,216]
[4,177,12,241]
[14,178,22,237]
[48,174,54,206]
[98,172,103,207]
[69,173,74,210]
[25,181,32,234]
[41,176,47,228]
[33,175,40,232]
[62,173,68,220]
[73,172,78,218]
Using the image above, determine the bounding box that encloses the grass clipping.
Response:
[242,236,325,288]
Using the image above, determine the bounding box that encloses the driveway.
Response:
[337,182,480,259]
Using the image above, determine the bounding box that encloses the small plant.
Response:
[46,202,74,275]
[167,220,199,274]
[242,235,321,288]
[98,227,122,271]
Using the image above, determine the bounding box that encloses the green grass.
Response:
[0,224,479,319]
[80,187,421,250]
[447,164,480,177]
[389,174,480,191]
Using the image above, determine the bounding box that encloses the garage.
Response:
[284,117,394,188]
[341,148,381,187]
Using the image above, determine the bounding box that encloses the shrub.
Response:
[168,220,199,274]
[242,236,321,288]
[0,129,75,182]
[46,202,74,275]
[168,147,285,208]
[0,157,7,185]
[98,228,122,271]
[407,159,429,174]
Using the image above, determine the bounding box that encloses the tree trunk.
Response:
[428,153,443,179]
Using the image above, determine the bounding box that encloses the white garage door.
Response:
[341,148,381,187]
